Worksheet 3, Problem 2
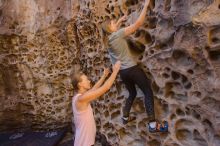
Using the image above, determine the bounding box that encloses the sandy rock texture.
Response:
[0,0,220,146]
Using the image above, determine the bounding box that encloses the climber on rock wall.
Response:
[70,61,121,146]
[102,0,168,133]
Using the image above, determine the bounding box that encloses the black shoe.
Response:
[122,116,136,125]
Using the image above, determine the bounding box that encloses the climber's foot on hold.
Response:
[148,120,168,133]
[122,116,136,125]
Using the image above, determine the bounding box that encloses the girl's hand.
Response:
[145,0,150,6]
[103,68,110,77]
[116,15,127,27]
[112,61,121,72]
[120,15,127,22]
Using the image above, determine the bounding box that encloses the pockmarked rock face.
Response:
[0,0,220,146]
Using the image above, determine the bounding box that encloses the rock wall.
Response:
[1,0,220,146]
[0,0,76,130]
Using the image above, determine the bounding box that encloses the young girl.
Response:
[102,0,168,132]
[71,61,121,146]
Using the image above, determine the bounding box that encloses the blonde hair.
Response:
[101,19,112,34]
[70,68,84,91]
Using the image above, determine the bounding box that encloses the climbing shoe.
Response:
[122,116,136,125]
[148,120,168,133]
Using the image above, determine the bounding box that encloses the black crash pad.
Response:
[0,129,67,146]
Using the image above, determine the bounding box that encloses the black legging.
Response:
[119,65,155,121]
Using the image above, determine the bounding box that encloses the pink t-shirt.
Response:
[72,94,96,146]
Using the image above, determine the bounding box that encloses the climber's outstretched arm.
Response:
[124,0,150,36]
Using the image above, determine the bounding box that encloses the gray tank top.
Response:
[108,28,137,70]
